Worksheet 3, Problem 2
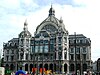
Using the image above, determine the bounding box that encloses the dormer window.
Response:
[7,50,9,54]
[82,47,87,53]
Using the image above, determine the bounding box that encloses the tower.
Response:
[18,20,32,70]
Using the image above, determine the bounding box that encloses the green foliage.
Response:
[5,69,12,74]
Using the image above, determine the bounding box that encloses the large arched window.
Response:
[42,25,57,32]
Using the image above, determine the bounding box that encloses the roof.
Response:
[69,34,86,38]
[35,6,67,35]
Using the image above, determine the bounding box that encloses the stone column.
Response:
[62,64,64,74]
[67,63,69,74]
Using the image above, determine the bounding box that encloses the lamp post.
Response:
[74,32,77,75]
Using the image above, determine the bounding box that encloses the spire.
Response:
[23,19,28,31]
[49,4,55,16]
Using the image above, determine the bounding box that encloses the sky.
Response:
[0,0,100,61]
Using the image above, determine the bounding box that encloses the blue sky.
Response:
[0,0,100,61]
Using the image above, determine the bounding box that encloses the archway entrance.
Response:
[49,64,53,71]
[54,64,56,72]
[10,64,14,71]
[30,64,33,71]
[25,64,28,71]
[64,64,67,73]
[5,64,9,69]
[44,64,48,70]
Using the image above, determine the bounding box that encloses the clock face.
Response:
[42,24,57,32]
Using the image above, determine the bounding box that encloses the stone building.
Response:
[97,58,100,73]
[3,6,91,74]
[69,34,91,74]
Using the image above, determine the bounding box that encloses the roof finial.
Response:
[59,16,63,23]
[49,4,55,16]
[51,3,53,8]
[24,19,28,26]
[24,19,28,31]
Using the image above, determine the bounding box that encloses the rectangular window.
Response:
[82,39,86,43]
[70,40,74,44]
[21,39,24,44]
[64,53,67,59]
[31,46,35,53]
[35,41,39,45]
[26,54,28,60]
[77,54,80,60]
[40,40,43,44]
[58,37,62,43]
[35,46,38,53]
[76,47,80,54]
[11,56,14,61]
[80,40,82,43]
[30,55,32,60]
[50,39,55,44]
[44,40,48,44]
[35,46,40,53]
[11,50,14,54]
[40,46,43,53]
[83,54,86,60]
[76,39,80,43]
[50,44,54,51]
[44,45,48,53]
[20,54,23,59]
[70,54,74,60]
[70,48,74,53]
[6,56,9,61]
[83,47,87,53]
[58,47,62,50]
[58,52,62,60]
[7,50,9,54]
[50,54,53,60]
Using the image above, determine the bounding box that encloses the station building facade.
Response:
[3,6,91,74]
